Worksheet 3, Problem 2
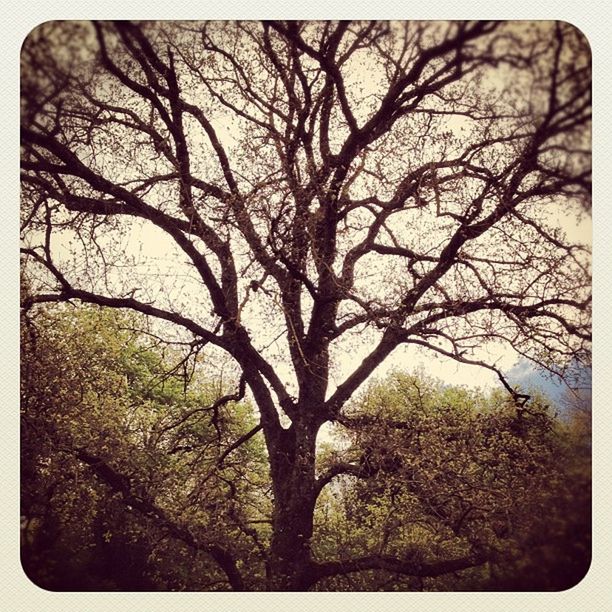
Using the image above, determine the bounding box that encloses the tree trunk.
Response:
[267,420,319,590]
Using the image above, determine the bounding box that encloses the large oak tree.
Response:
[20,20,591,590]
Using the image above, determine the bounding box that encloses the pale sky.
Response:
[26,20,592,423]
[46,200,590,400]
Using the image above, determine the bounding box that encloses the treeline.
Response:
[21,305,590,591]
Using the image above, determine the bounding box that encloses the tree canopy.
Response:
[20,20,591,590]
[21,306,590,591]
[21,305,269,590]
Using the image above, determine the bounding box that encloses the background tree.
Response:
[21,304,589,591]
[21,303,269,590]
[313,372,590,590]
[21,20,591,590]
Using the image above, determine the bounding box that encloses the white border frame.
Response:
[3,2,610,610]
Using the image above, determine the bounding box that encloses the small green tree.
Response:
[313,372,590,590]
[21,304,268,590]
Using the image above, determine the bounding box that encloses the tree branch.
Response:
[21,288,227,349]
[314,461,367,500]
[309,549,488,587]
[218,423,263,467]
[75,448,245,591]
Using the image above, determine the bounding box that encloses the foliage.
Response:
[313,372,591,590]
[21,305,590,590]
[21,304,269,591]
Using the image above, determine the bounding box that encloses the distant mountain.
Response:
[505,359,591,415]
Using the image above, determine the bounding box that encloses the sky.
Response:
[70,214,589,424]
[24,20,592,422]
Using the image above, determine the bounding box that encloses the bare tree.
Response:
[20,20,591,590]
